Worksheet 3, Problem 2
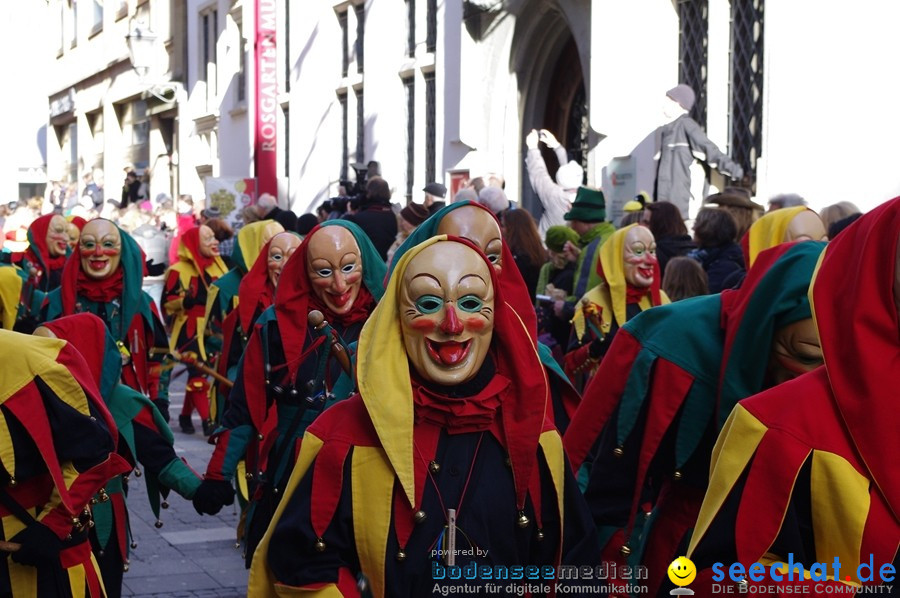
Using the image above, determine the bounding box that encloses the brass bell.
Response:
[396,549,407,562]
[245,472,254,480]
[414,510,427,524]
[314,538,327,552]
[99,488,110,502]
[134,468,142,478]
[428,461,441,474]
[619,544,632,556]
[161,501,169,509]
[234,542,241,549]
[517,511,530,528]
[123,561,130,572]
[8,477,16,487]
[536,529,545,541]
[155,520,164,529]
[504,457,512,468]
[258,433,264,441]
[98,550,105,557]
[131,542,138,549]
[673,470,683,480]
[613,447,624,458]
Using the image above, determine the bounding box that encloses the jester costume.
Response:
[15,215,71,331]
[37,315,201,598]
[563,241,826,597]
[194,221,385,564]
[44,220,168,410]
[390,201,581,432]
[249,236,602,597]
[163,226,229,433]
[565,224,670,384]
[688,198,900,595]
[205,222,286,423]
[0,266,26,331]
[0,329,130,597]
[742,206,827,268]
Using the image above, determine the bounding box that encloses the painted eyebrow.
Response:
[411,273,442,287]
[459,274,486,285]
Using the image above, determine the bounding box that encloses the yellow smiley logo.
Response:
[668,556,696,587]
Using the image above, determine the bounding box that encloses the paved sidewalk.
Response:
[121,376,249,597]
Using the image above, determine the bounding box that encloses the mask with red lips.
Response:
[198,225,220,257]
[400,242,495,385]
[46,214,70,258]
[623,225,658,289]
[306,226,363,315]
[267,232,300,287]
[79,219,122,280]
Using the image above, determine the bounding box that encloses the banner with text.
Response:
[254,0,277,197]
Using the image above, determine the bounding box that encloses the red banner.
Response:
[254,0,277,196]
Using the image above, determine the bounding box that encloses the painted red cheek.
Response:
[409,319,436,331]
[345,272,362,284]
[464,317,486,331]
[101,248,120,257]
[311,278,331,289]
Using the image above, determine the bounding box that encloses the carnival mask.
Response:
[79,219,122,280]
[306,226,363,315]
[199,225,220,257]
[785,211,828,243]
[766,318,823,386]
[32,326,56,339]
[267,232,300,287]
[67,223,81,249]
[436,206,503,269]
[623,226,658,288]
[400,242,495,385]
[47,215,70,258]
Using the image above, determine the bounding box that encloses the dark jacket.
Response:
[656,234,696,275]
[655,115,744,218]
[689,242,745,293]
[344,203,397,261]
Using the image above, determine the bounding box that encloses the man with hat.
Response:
[422,181,446,214]
[564,186,616,300]
[703,189,764,241]
[655,83,744,220]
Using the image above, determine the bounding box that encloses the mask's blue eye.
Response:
[415,295,443,314]
[457,295,483,313]
[341,263,357,274]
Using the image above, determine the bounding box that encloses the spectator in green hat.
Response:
[563,187,616,300]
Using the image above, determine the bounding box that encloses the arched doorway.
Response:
[540,37,587,186]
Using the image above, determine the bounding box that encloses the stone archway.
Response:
[511,0,591,214]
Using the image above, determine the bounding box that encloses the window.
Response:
[64,123,78,183]
[87,110,104,173]
[201,9,219,107]
[118,100,150,169]
[406,0,415,57]
[678,0,708,126]
[355,88,364,162]
[729,0,764,182]
[58,1,65,54]
[404,77,415,200]
[339,11,348,77]
[424,72,435,184]
[70,0,78,48]
[354,4,365,74]
[426,0,436,53]
[91,0,103,33]
[339,93,348,180]
[236,20,246,103]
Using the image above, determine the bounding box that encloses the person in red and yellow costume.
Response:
[163,225,228,435]
[687,197,900,596]
[193,221,385,566]
[213,231,301,424]
[248,236,602,597]
[743,206,827,268]
[14,214,71,331]
[35,314,201,598]
[565,224,670,383]
[0,327,130,597]
[563,240,826,597]
[44,219,169,414]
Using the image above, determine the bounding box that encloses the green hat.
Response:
[544,225,580,252]
[564,187,606,222]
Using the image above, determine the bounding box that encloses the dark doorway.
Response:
[540,37,587,185]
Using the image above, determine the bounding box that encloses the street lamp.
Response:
[126,19,177,103]
[125,19,157,80]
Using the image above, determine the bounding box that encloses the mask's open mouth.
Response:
[426,339,472,366]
